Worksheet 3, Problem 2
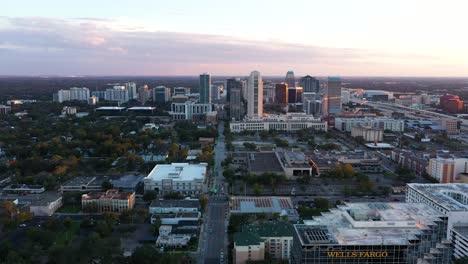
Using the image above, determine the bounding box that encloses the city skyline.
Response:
[2,0,468,77]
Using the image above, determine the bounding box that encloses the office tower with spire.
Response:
[247,71,263,118]
[199,73,211,104]
[326,77,342,115]
[300,75,320,93]
[285,71,296,87]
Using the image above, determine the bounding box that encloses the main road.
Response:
[199,122,229,264]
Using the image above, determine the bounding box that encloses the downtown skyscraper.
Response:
[325,77,342,115]
[300,75,320,93]
[199,73,211,104]
[285,71,296,87]
[227,78,245,121]
[247,71,263,118]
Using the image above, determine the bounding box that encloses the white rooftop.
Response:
[302,202,445,245]
[408,183,468,212]
[96,106,126,111]
[128,106,156,110]
[145,163,207,182]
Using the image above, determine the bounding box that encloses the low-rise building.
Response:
[144,163,208,195]
[60,176,104,192]
[156,234,191,248]
[81,189,135,213]
[234,233,265,264]
[232,149,312,179]
[169,101,214,121]
[309,151,382,176]
[0,105,12,114]
[335,117,404,132]
[391,150,431,176]
[149,199,200,214]
[230,196,298,221]
[230,113,327,133]
[350,126,383,142]
[29,193,63,216]
[3,184,45,194]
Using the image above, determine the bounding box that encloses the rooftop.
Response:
[145,163,207,182]
[407,183,468,212]
[234,232,264,247]
[127,106,156,111]
[298,202,446,246]
[82,189,134,201]
[96,106,126,111]
[230,196,295,216]
[150,199,200,209]
[242,222,294,238]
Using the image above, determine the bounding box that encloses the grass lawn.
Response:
[55,221,80,246]
[57,204,81,213]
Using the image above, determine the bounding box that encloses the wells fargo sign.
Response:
[327,251,389,258]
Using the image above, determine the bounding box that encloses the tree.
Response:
[103,212,119,225]
[314,198,329,210]
[199,196,208,212]
[152,217,162,236]
[342,164,355,178]
[143,190,157,202]
[253,183,263,196]
[101,180,114,191]
[1,201,17,219]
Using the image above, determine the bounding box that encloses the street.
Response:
[199,122,229,264]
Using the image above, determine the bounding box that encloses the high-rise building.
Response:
[341,90,350,104]
[285,71,295,87]
[288,87,303,104]
[153,86,171,103]
[105,86,129,102]
[228,78,245,121]
[326,77,342,115]
[199,73,211,104]
[263,81,275,103]
[275,83,288,105]
[211,84,220,101]
[427,157,468,183]
[300,75,319,93]
[55,87,90,103]
[125,82,137,100]
[173,87,190,96]
[138,85,150,105]
[247,71,263,118]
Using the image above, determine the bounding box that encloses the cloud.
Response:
[0,16,457,76]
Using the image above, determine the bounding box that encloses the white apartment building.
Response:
[335,117,405,132]
[105,87,129,102]
[169,101,214,121]
[56,87,90,103]
[144,163,207,195]
[230,113,327,133]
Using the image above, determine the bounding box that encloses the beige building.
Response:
[81,189,135,213]
[351,126,383,142]
[233,222,294,264]
[234,233,265,264]
[437,118,461,134]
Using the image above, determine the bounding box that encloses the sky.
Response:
[1,0,468,76]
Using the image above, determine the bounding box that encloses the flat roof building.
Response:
[230,113,327,133]
[230,196,298,221]
[82,189,135,213]
[144,163,207,195]
[406,183,468,259]
[292,202,452,264]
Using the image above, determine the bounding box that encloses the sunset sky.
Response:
[1,0,468,76]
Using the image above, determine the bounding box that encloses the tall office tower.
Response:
[275,83,288,105]
[326,77,342,115]
[288,87,303,104]
[153,86,171,103]
[285,71,295,87]
[226,78,238,102]
[300,75,320,93]
[263,81,275,103]
[138,85,150,105]
[199,73,211,104]
[228,78,245,121]
[211,84,220,101]
[247,71,263,118]
[125,82,137,100]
